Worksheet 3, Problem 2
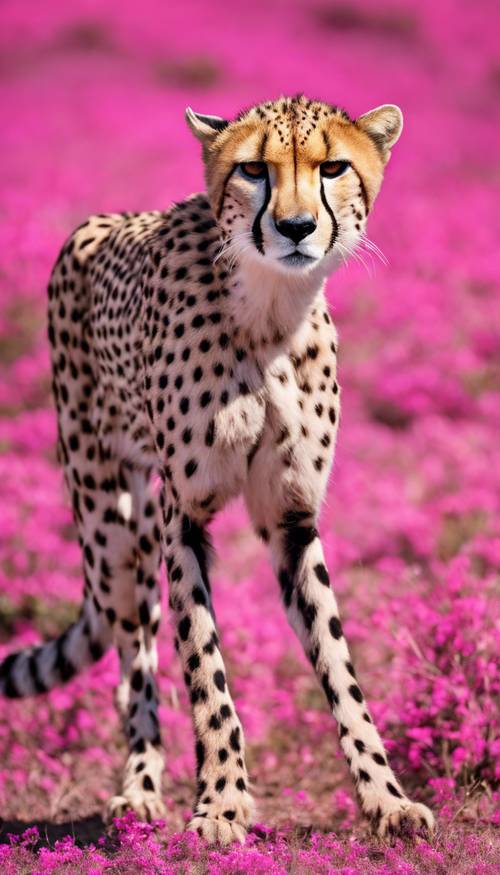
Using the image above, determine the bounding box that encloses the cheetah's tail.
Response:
[0,604,111,698]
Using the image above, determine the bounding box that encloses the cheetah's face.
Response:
[186,96,403,277]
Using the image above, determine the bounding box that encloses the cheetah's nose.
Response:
[275,214,317,244]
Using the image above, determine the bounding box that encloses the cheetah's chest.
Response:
[157,354,266,519]
[212,359,266,451]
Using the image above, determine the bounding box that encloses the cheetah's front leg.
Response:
[163,505,253,845]
[267,511,434,838]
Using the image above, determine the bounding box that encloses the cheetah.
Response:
[0,95,434,844]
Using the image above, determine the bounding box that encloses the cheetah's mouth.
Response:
[279,251,317,267]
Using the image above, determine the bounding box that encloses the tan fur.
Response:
[1,95,433,845]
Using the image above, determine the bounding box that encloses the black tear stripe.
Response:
[320,130,338,252]
[252,130,271,254]
[216,166,237,219]
[351,164,370,215]
[320,178,338,252]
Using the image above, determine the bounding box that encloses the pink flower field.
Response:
[0,0,499,871]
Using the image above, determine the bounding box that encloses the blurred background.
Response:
[0,0,498,867]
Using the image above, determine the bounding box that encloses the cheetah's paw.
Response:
[106,791,166,823]
[377,800,434,839]
[186,790,253,846]
[187,813,247,845]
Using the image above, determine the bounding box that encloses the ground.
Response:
[0,0,498,872]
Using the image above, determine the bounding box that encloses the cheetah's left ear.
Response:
[185,108,229,143]
[356,105,403,161]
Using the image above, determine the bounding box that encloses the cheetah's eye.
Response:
[320,160,350,179]
[239,162,267,180]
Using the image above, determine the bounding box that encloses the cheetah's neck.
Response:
[225,251,329,351]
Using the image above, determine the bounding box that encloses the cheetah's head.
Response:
[186,95,402,278]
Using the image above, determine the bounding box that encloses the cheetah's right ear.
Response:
[356,105,403,162]
[185,108,229,143]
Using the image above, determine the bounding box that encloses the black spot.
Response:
[213,670,225,692]
[188,653,200,671]
[178,616,191,641]
[181,515,212,592]
[192,585,207,606]
[349,684,363,703]
[329,616,343,639]
[191,686,208,705]
[387,782,403,798]
[297,593,317,630]
[215,777,226,793]
[199,272,214,284]
[314,563,330,586]
[139,535,153,555]
[27,651,48,693]
[143,774,155,792]
[195,739,205,773]
[229,727,241,751]
[84,544,95,569]
[354,739,365,753]
[278,569,293,608]
[133,738,146,755]
[205,420,215,446]
[203,631,218,654]
[279,511,318,582]
[220,704,231,720]
[106,607,116,624]
[131,670,143,692]
[89,640,104,662]
[358,769,371,782]
[373,752,386,766]
[55,636,76,683]
[321,672,339,708]
[171,565,183,583]
[185,459,198,478]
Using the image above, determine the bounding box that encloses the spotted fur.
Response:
[0,95,433,843]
